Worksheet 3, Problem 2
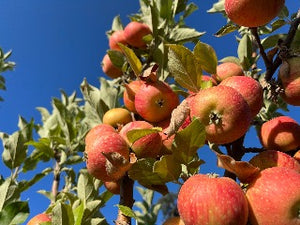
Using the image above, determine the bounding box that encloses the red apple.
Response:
[225,0,285,27]
[178,174,248,225]
[212,62,244,83]
[135,80,180,123]
[279,57,300,106]
[120,120,162,158]
[190,85,251,144]
[102,108,132,128]
[259,116,300,152]
[27,213,51,225]
[246,167,300,225]
[123,21,152,48]
[163,217,185,225]
[101,53,123,79]
[220,76,263,117]
[109,30,127,51]
[123,80,144,113]
[104,180,121,195]
[249,150,300,173]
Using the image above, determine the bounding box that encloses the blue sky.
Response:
[0,0,299,224]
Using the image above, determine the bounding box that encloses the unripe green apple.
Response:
[212,62,244,83]
[225,0,285,27]
[101,53,123,79]
[190,85,251,144]
[123,80,144,113]
[102,108,132,128]
[135,80,180,123]
[246,167,300,225]
[109,30,127,51]
[178,174,248,225]
[259,116,300,152]
[163,217,185,225]
[220,76,263,117]
[279,57,300,106]
[27,213,51,225]
[120,120,162,158]
[123,21,152,48]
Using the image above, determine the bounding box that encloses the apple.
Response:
[249,150,300,173]
[294,150,300,164]
[259,116,300,152]
[104,180,121,195]
[101,53,123,79]
[279,57,300,106]
[163,217,185,225]
[120,120,162,158]
[246,167,300,225]
[212,62,244,83]
[190,85,251,144]
[86,132,130,182]
[102,108,132,128]
[220,76,263,117]
[123,80,144,113]
[177,174,248,225]
[135,80,180,123]
[109,30,127,51]
[224,0,285,27]
[27,213,51,225]
[123,21,152,48]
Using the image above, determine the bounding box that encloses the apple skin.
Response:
[190,85,251,144]
[27,213,51,225]
[249,150,300,173]
[220,76,263,117]
[123,80,144,113]
[101,54,123,79]
[119,121,162,158]
[225,0,285,27]
[102,108,132,128]
[123,21,152,48]
[259,116,300,152]
[135,80,180,123]
[86,132,129,182]
[104,180,121,195]
[279,57,300,106]
[212,62,244,83]
[246,167,300,225]
[177,174,248,225]
[163,217,185,225]
[109,30,127,51]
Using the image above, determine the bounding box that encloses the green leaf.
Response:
[194,41,218,74]
[73,200,85,225]
[126,127,162,144]
[183,3,198,19]
[26,139,54,158]
[77,170,97,203]
[52,202,74,225]
[167,44,202,92]
[153,154,181,182]
[237,34,253,70]
[111,15,124,31]
[107,50,125,69]
[0,201,29,225]
[169,27,205,43]
[115,204,137,219]
[261,34,286,50]
[219,56,241,65]
[214,23,239,37]
[118,43,142,77]
[0,179,11,211]
[207,0,225,13]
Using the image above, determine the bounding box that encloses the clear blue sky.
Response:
[0,0,299,224]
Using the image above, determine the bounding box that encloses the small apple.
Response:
[27,213,51,225]
[249,150,300,173]
[259,116,300,152]
[102,108,132,128]
[177,174,248,225]
[163,217,185,225]
[212,62,244,83]
[279,57,300,106]
[109,30,127,51]
[123,21,152,48]
[120,120,162,158]
[123,80,144,113]
[220,76,263,117]
[101,53,123,79]
[225,0,285,27]
[104,180,121,195]
[135,80,180,123]
[190,85,251,144]
[246,167,300,225]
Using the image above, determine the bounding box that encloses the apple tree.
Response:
[0,0,300,224]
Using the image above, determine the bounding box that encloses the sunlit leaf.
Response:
[0,201,29,225]
[115,204,137,219]
[153,155,181,182]
[194,42,218,74]
[118,43,142,77]
[126,127,162,144]
[214,23,238,37]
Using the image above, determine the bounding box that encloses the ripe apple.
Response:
[123,21,152,48]
[109,30,127,51]
[86,132,130,182]
[102,108,132,128]
[190,85,251,144]
[279,57,300,106]
[177,174,248,225]
[27,213,51,225]
[224,0,285,27]
[123,80,144,113]
[259,116,300,152]
[101,53,123,79]
[163,217,185,225]
[212,62,244,83]
[220,76,263,117]
[104,180,121,195]
[135,80,180,123]
[120,120,162,158]
[246,167,300,225]
[249,150,300,173]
